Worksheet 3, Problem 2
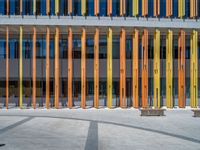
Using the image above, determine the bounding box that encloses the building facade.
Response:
[0,0,200,109]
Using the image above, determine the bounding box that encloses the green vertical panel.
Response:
[33,0,36,15]
[19,26,23,108]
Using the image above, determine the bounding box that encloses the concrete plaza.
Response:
[0,108,199,150]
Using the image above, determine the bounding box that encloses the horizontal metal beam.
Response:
[0,16,200,29]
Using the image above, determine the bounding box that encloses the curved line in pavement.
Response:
[0,114,200,145]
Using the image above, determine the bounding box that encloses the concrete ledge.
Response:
[140,108,166,116]
[192,109,200,117]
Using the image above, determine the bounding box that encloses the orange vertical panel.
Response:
[132,29,139,108]
[81,28,86,109]
[94,28,99,108]
[120,28,126,108]
[6,27,9,109]
[6,0,9,15]
[190,0,198,18]
[120,0,126,16]
[55,27,60,109]
[68,0,72,15]
[20,0,22,15]
[154,0,160,16]
[142,0,148,16]
[166,0,173,17]
[32,27,36,109]
[46,27,50,109]
[142,29,148,108]
[107,0,112,16]
[68,27,73,108]
[94,0,99,16]
[178,30,185,108]
[46,0,50,15]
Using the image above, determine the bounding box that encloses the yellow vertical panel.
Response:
[190,30,198,108]
[33,0,36,15]
[178,0,185,18]
[82,0,86,16]
[81,28,86,109]
[55,0,59,15]
[19,26,23,108]
[166,29,173,108]
[153,29,160,108]
[107,27,112,108]
[133,0,139,16]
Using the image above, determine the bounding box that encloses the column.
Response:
[178,30,185,108]
[94,0,99,16]
[190,30,198,108]
[190,0,198,18]
[94,28,99,108]
[46,0,50,15]
[68,27,73,108]
[142,0,148,17]
[107,0,112,16]
[120,0,126,16]
[68,0,72,15]
[132,29,139,108]
[166,29,173,108]
[46,27,50,109]
[32,27,36,109]
[6,27,9,109]
[81,28,86,109]
[178,0,185,18]
[153,29,160,108]
[107,27,112,108]
[55,27,60,109]
[166,0,172,17]
[82,0,86,16]
[142,29,148,108]
[120,28,126,108]
[154,0,160,16]
[133,0,139,16]
[55,0,59,15]
[19,26,23,108]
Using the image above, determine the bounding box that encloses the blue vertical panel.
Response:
[139,0,142,16]
[100,0,106,16]
[10,0,15,15]
[0,39,5,59]
[173,0,178,18]
[185,0,190,18]
[22,0,25,15]
[50,39,54,59]
[87,0,94,16]
[41,0,46,15]
[160,0,166,17]
[50,0,55,15]
[73,0,81,16]
[148,0,153,17]
[126,0,132,17]
[0,0,5,15]
[112,0,116,16]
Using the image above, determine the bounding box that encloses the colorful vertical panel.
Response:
[55,27,60,108]
[68,0,72,15]
[133,0,139,16]
[120,0,126,16]
[19,26,23,108]
[33,0,36,15]
[178,30,185,108]
[55,0,59,15]
[178,0,185,18]
[142,29,148,108]
[68,27,73,108]
[5,26,9,107]
[153,29,160,108]
[107,27,112,108]
[132,29,139,108]
[94,28,99,108]
[94,0,99,16]
[46,0,50,15]
[20,0,22,15]
[81,28,86,109]
[120,28,126,108]
[154,0,160,16]
[166,0,172,17]
[82,0,86,16]
[6,0,9,15]
[46,27,50,109]
[107,0,112,16]
[190,30,198,108]
[166,29,173,108]
[32,27,36,109]
[142,0,148,16]
[190,0,198,18]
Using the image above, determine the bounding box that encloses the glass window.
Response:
[72,36,81,59]
[185,0,190,18]
[9,38,19,59]
[87,0,94,16]
[0,0,6,15]
[99,0,107,16]
[112,0,120,16]
[59,0,68,16]
[86,37,94,59]
[60,37,68,58]
[148,35,153,59]
[173,0,178,18]
[126,0,132,17]
[148,0,153,17]
[23,38,32,59]
[113,37,120,59]
[0,39,6,59]
[126,37,132,59]
[23,0,33,15]
[99,36,107,59]
[139,0,142,16]
[50,37,54,59]
[160,0,166,17]
[36,37,46,59]
[50,0,55,15]
[73,0,81,16]
[160,35,166,59]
